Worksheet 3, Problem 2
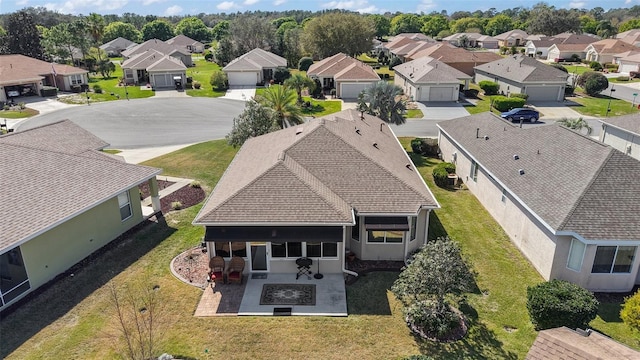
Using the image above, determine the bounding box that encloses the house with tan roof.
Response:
[494,29,529,47]
[547,43,588,62]
[405,43,502,76]
[390,41,437,62]
[614,51,640,74]
[193,109,440,282]
[394,56,471,102]
[379,34,436,57]
[525,33,596,59]
[0,120,161,311]
[121,38,192,67]
[474,54,568,101]
[600,113,640,161]
[438,113,640,292]
[617,29,640,47]
[585,39,639,64]
[121,49,187,88]
[526,327,640,359]
[306,53,380,99]
[166,34,205,54]
[444,33,499,49]
[0,54,88,103]
[223,48,287,87]
[100,37,137,57]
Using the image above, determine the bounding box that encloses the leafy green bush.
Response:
[189,181,202,188]
[621,290,640,333]
[492,96,525,112]
[605,63,619,70]
[210,70,228,90]
[204,50,214,62]
[589,61,603,71]
[526,279,599,330]
[510,93,529,100]
[479,80,499,95]
[617,75,630,81]
[406,300,460,338]
[389,57,402,70]
[565,85,575,96]
[570,54,581,62]
[432,162,456,188]
[411,137,438,157]
[93,84,103,94]
[582,73,609,96]
[171,201,183,210]
[298,57,313,71]
[273,66,291,84]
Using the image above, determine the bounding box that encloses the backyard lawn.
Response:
[1,139,637,359]
[185,59,226,98]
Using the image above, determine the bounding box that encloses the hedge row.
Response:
[492,96,526,112]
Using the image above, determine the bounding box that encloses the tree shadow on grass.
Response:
[0,215,177,358]
[428,211,448,241]
[347,272,398,315]
[595,302,623,323]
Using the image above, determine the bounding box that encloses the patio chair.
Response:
[227,256,245,284]
[208,256,226,286]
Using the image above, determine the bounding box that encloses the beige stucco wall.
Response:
[601,125,640,161]
[475,73,526,96]
[60,74,88,91]
[9,187,143,307]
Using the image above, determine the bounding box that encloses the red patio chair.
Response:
[227,256,245,284]
[208,256,226,286]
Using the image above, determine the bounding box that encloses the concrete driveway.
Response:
[223,86,256,101]
[528,101,596,121]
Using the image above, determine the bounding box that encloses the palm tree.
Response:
[284,73,315,104]
[357,81,407,125]
[557,117,593,135]
[86,13,105,62]
[258,84,304,129]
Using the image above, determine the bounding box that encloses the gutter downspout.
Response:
[341,226,358,277]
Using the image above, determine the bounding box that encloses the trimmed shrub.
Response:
[463,88,479,98]
[479,80,499,95]
[193,81,202,89]
[617,75,630,81]
[210,70,228,90]
[411,137,439,157]
[273,66,291,84]
[510,93,529,100]
[93,84,103,94]
[171,201,183,210]
[621,290,640,333]
[577,71,609,96]
[406,300,460,338]
[570,54,581,62]
[190,181,202,188]
[204,50,214,62]
[432,162,456,188]
[389,57,402,70]
[605,63,619,70]
[589,61,603,71]
[492,96,525,112]
[527,279,599,330]
[298,57,313,71]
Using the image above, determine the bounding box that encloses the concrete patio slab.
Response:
[223,86,256,101]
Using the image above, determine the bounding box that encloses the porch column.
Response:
[464,79,470,90]
[148,177,161,212]
[424,209,431,245]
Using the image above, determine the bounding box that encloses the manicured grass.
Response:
[406,109,424,118]
[464,86,500,115]
[608,77,640,84]
[356,53,378,63]
[562,64,591,75]
[301,96,342,117]
[102,149,122,154]
[85,64,156,102]
[569,93,640,117]
[376,65,394,81]
[185,59,226,98]
[0,108,39,118]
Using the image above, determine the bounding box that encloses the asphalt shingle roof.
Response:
[474,54,568,83]
[194,110,439,225]
[0,54,87,85]
[0,121,161,253]
[526,327,640,359]
[121,38,189,58]
[223,48,286,71]
[600,113,640,135]
[438,113,640,241]
[307,53,379,81]
[394,56,471,83]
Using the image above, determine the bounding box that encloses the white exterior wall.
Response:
[619,61,639,74]
[601,124,640,161]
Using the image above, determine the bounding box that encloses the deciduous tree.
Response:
[621,290,640,333]
[368,14,391,39]
[421,15,449,37]
[230,15,276,55]
[226,100,279,147]
[175,17,211,42]
[301,13,374,58]
[3,10,45,59]
[104,22,142,43]
[485,15,514,36]
[390,14,424,35]
[527,4,580,36]
[142,20,174,41]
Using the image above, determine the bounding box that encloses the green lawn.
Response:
[254,88,342,117]
[186,59,226,98]
[569,93,640,117]
[84,64,155,102]
[406,109,424,118]
[562,64,591,75]
[0,108,39,118]
[2,139,637,359]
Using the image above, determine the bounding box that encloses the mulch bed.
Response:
[172,246,210,288]
[138,179,175,199]
[159,185,205,213]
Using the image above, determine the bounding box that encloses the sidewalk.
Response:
[116,144,197,164]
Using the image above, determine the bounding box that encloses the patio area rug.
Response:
[260,284,316,306]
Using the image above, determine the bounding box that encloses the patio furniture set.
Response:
[207,256,245,286]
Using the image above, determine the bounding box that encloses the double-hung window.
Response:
[117,191,132,221]
[470,161,478,182]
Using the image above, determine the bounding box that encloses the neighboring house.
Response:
[600,113,640,160]
[121,38,193,67]
[381,33,436,56]
[525,33,596,59]
[390,41,437,62]
[166,34,205,54]
[406,43,502,76]
[547,43,588,62]
[193,109,440,277]
[617,29,640,47]
[585,39,638,64]
[394,56,471,101]
[526,327,640,359]
[306,53,380,99]
[438,113,640,292]
[223,48,287,87]
[0,120,161,311]
[444,33,499,49]
[614,51,640,73]
[0,54,88,103]
[474,54,568,101]
[121,49,187,88]
[100,37,137,57]
[394,33,435,42]
[495,29,529,47]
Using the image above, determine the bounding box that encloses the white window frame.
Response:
[117,191,132,221]
[470,160,478,182]
[566,238,586,272]
[69,74,84,85]
[409,216,417,242]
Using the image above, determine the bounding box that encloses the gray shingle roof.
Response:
[474,54,568,83]
[194,110,440,225]
[0,121,161,253]
[600,113,640,136]
[121,39,189,58]
[100,37,137,52]
[438,113,640,241]
[308,53,379,81]
[394,56,471,84]
[223,48,286,71]
[526,327,640,359]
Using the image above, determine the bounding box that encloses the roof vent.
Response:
[373,142,379,149]
[484,135,489,140]
[518,169,525,175]
[513,155,519,160]
[380,123,384,132]
[355,128,361,135]
[576,328,592,337]
[406,164,413,171]
[295,127,303,135]
[278,152,285,161]
[476,128,480,139]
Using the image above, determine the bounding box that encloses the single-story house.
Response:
[223,48,287,87]
[0,120,161,311]
[614,51,640,73]
[166,34,205,54]
[306,53,380,98]
[617,29,640,47]
[406,43,502,76]
[394,56,471,101]
[444,33,499,49]
[0,54,89,103]
[474,54,568,101]
[526,33,596,59]
[547,43,588,62]
[585,39,638,64]
[495,29,529,47]
[390,41,437,62]
[438,113,640,292]
[100,37,137,57]
[121,38,192,67]
[121,49,187,88]
[527,327,640,359]
[600,113,640,161]
[193,109,440,278]
[380,33,436,56]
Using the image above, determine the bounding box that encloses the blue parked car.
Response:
[500,108,540,123]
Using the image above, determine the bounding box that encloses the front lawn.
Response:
[185,59,226,98]
[562,64,591,75]
[84,63,156,102]
[569,93,640,117]
[0,108,39,118]
[406,109,424,118]
[254,88,342,117]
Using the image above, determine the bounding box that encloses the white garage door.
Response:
[227,71,258,87]
[428,87,455,102]
[620,62,639,74]
[526,86,561,101]
[340,83,370,99]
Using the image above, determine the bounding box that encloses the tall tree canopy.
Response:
[103,21,142,43]
[449,17,486,34]
[527,4,581,36]
[421,15,449,37]
[226,100,279,147]
[229,15,276,56]
[3,11,44,59]
[142,20,174,41]
[368,14,391,39]
[301,13,374,58]
[389,14,424,35]
[175,17,211,42]
[619,19,640,33]
[485,14,514,36]
[211,20,230,41]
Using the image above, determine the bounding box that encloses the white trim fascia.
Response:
[0,171,161,255]
[599,120,640,138]
[356,212,419,217]
[555,231,640,246]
